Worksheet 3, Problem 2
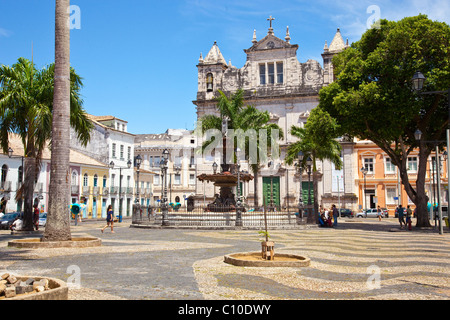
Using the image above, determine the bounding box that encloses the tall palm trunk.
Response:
[43,0,71,241]
[22,156,36,231]
[313,170,319,224]
[251,164,260,208]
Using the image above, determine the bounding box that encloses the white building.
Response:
[71,115,137,218]
[135,129,199,207]
[193,20,354,209]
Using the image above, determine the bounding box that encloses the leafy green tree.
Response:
[0,56,92,232]
[318,15,450,227]
[285,108,342,224]
[197,89,283,207]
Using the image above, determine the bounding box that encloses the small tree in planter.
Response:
[259,209,274,260]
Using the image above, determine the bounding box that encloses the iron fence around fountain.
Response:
[132,205,307,229]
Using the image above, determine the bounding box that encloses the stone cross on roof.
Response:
[267,15,275,28]
[267,15,275,35]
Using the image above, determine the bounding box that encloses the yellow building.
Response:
[71,150,109,219]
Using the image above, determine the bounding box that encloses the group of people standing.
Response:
[319,204,339,227]
[395,204,413,230]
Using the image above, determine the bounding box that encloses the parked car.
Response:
[356,208,388,218]
[381,208,389,218]
[0,212,22,230]
[338,208,353,218]
[39,212,47,227]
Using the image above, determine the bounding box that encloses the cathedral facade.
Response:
[193,20,357,210]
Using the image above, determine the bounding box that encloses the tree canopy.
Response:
[318,14,450,227]
[196,89,284,207]
[286,107,342,223]
[0,57,92,231]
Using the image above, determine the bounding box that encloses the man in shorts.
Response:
[398,204,405,229]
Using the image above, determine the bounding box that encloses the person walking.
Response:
[101,205,114,233]
[406,205,413,231]
[377,205,382,221]
[398,204,405,229]
[71,202,81,226]
[332,204,339,227]
[33,204,40,231]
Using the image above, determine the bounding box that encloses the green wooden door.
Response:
[263,176,280,207]
[301,181,314,204]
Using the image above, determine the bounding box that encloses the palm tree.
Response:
[0,62,91,233]
[197,89,283,207]
[285,108,342,224]
[43,0,73,241]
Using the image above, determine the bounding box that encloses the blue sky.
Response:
[1,0,449,134]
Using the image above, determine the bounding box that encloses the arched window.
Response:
[93,174,98,187]
[1,164,7,184]
[18,166,23,183]
[103,175,107,188]
[206,73,213,92]
[83,173,88,187]
[71,170,78,186]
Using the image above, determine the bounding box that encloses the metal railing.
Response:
[132,205,305,228]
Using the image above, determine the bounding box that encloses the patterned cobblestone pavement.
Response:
[0,218,448,300]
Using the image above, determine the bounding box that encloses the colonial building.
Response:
[70,114,136,218]
[193,18,354,210]
[0,133,108,217]
[134,129,199,208]
[355,139,448,213]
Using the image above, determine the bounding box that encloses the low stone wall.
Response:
[1,275,68,300]
[8,237,102,249]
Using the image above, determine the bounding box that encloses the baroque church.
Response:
[193,18,357,210]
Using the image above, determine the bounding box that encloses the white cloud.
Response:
[315,0,450,42]
[0,27,12,37]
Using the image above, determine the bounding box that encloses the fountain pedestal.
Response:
[198,171,253,212]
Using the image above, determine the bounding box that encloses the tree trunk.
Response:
[413,147,432,228]
[306,173,315,225]
[313,170,319,224]
[21,157,36,231]
[398,144,432,228]
[253,170,259,208]
[43,0,72,241]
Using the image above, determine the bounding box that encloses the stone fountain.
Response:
[198,118,253,212]
[198,166,253,212]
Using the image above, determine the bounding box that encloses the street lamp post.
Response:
[412,71,449,235]
[297,151,304,220]
[360,166,368,210]
[135,155,142,204]
[160,149,170,226]
[414,129,445,235]
[235,148,243,227]
[109,159,132,222]
[306,157,313,207]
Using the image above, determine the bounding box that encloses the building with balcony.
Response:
[135,129,200,208]
[355,139,449,213]
[71,114,136,218]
